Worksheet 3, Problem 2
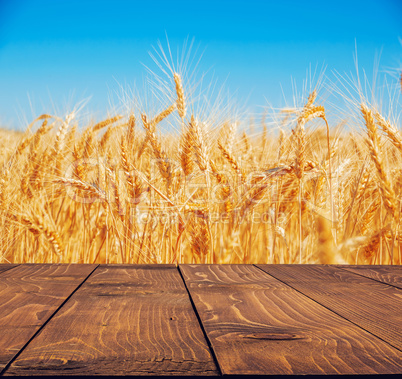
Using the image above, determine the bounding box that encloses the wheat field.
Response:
[0,66,401,265]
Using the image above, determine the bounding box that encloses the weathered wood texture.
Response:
[180,264,402,376]
[336,265,402,289]
[0,265,17,275]
[257,264,402,351]
[5,265,218,376]
[0,264,96,373]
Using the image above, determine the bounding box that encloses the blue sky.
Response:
[0,0,401,129]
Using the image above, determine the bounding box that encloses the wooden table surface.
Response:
[0,264,401,377]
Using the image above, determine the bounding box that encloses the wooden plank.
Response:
[0,265,17,275]
[5,265,218,376]
[336,265,402,290]
[257,264,402,351]
[0,264,96,373]
[180,264,402,376]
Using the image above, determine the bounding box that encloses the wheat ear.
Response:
[180,123,194,177]
[93,115,123,132]
[56,178,107,201]
[191,116,209,172]
[150,103,176,127]
[210,159,232,214]
[218,140,245,183]
[362,103,397,220]
[374,110,402,153]
[121,136,142,205]
[189,216,210,259]
[20,213,64,258]
[174,73,186,120]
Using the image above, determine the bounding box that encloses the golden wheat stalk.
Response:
[180,125,194,177]
[359,226,390,263]
[191,116,209,172]
[54,112,74,160]
[55,177,107,201]
[19,212,64,258]
[151,103,176,127]
[189,216,210,259]
[210,159,232,214]
[217,140,245,183]
[120,136,142,206]
[20,119,52,197]
[99,125,117,155]
[93,115,123,132]
[127,113,136,139]
[24,114,52,134]
[142,113,172,187]
[362,103,397,220]
[174,73,186,120]
[294,123,306,180]
[374,110,402,153]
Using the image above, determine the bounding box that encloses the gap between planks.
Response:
[3,265,218,376]
[0,264,98,376]
[255,264,402,352]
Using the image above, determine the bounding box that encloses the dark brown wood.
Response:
[5,265,218,376]
[180,264,402,375]
[0,264,96,372]
[257,264,402,351]
[0,265,17,275]
[336,265,402,289]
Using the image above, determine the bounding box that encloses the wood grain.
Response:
[336,265,402,289]
[180,264,402,376]
[5,265,218,376]
[0,264,96,372]
[0,265,17,275]
[257,264,402,351]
